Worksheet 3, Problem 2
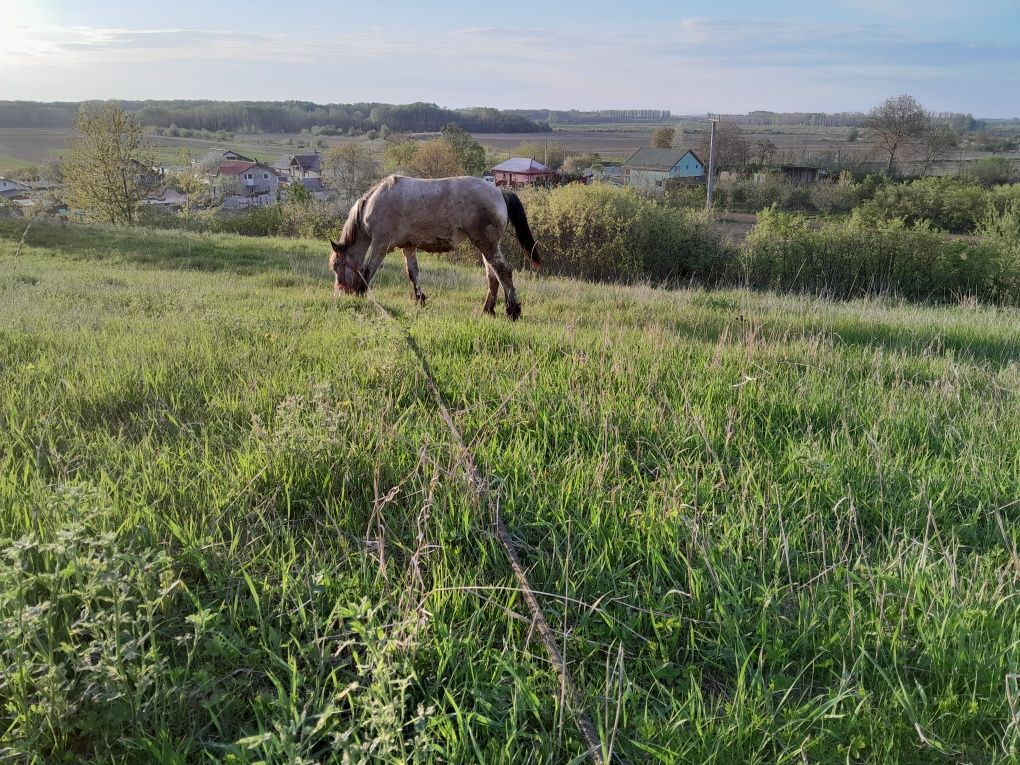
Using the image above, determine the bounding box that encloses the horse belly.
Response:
[409,228,467,253]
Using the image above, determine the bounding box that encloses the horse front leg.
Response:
[357,240,391,293]
[483,247,521,321]
[402,247,426,306]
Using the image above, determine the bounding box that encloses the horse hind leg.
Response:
[483,246,521,321]
[402,247,426,306]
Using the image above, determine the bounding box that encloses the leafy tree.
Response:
[62,102,153,224]
[440,123,486,176]
[286,181,315,205]
[383,141,420,174]
[321,143,381,198]
[407,140,464,178]
[165,171,207,218]
[866,95,929,176]
[650,126,676,149]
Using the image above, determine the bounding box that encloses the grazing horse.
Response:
[329,175,541,320]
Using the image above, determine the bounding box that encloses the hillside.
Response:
[1,221,1019,763]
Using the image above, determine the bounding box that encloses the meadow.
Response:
[1,220,1019,763]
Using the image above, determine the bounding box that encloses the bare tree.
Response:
[754,139,777,168]
[918,121,958,176]
[321,143,381,198]
[696,122,750,171]
[865,95,929,177]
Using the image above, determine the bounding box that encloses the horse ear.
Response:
[329,239,342,253]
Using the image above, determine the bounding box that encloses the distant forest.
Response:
[0,100,553,134]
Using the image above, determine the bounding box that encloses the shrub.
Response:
[713,174,816,214]
[741,206,1014,302]
[977,201,1020,295]
[968,156,1015,187]
[853,176,991,233]
[508,184,734,284]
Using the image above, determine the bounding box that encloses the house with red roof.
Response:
[215,161,281,208]
[491,158,556,188]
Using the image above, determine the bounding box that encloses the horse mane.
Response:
[338,195,368,248]
[338,176,406,248]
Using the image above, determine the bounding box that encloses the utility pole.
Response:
[706,119,718,213]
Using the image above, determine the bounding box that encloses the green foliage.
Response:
[62,102,153,225]
[650,126,676,148]
[440,123,486,176]
[854,176,1020,233]
[712,174,819,214]
[968,156,1016,188]
[743,206,1013,301]
[511,184,733,283]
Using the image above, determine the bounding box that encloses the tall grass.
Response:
[2,220,1019,763]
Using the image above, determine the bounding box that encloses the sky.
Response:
[1,0,1018,117]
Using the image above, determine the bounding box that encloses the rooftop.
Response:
[624,147,703,171]
[491,157,553,174]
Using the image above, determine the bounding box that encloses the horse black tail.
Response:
[501,189,541,269]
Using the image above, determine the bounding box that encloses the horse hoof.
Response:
[507,302,522,321]
[417,293,427,307]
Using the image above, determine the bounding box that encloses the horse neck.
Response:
[345,234,371,271]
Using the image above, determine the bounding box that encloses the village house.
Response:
[491,158,556,188]
[0,178,29,199]
[221,150,255,163]
[215,160,281,209]
[273,153,321,179]
[624,148,705,194]
[143,188,189,211]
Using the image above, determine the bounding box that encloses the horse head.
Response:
[329,239,367,295]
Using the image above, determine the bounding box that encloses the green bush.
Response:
[968,156,1016,187]
[741,206,1013,302]
[712,174,822,214]
[853,176,1003,233]
[511,184,734,284]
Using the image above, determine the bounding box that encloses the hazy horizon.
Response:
[3,0,1018,119]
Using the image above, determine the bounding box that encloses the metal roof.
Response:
[624,147,703,171]
[491,157,553,174]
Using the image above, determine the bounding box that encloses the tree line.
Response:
[509,109,671,125]
[706,110,981,131]
[0,100,551,134]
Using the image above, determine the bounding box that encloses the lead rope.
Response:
[365,292,616,765]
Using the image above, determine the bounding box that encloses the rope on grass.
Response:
[366,292,617,765]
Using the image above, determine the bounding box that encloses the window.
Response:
[263,173,269,180]
[245,173,252,180]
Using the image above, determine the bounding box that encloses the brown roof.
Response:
[217,161,257,176]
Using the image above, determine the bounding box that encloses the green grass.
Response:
[1,220,1019,763]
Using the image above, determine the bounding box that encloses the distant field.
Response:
[0,124,1010,174]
